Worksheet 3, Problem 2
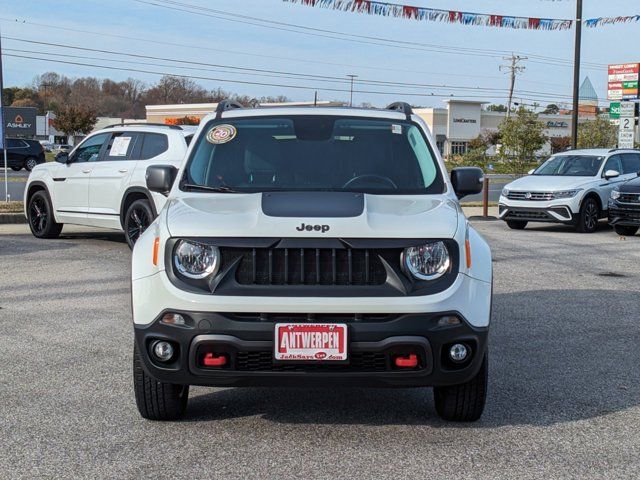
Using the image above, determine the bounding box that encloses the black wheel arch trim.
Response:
[120,187,158,226]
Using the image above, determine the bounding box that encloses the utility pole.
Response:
[0,26,8,202]
[571,0,583,149]
[347,74,358,107]
[41,82,52,138]
[500,54,527,118]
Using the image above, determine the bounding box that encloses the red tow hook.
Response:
[394,354,418,368]
[202,353,228,367]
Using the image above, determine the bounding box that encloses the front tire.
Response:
[614,225,639,236]
[575,198,600,233]
[133,344,189,421]
[27,190,63,238]
[24,157,39,171]
[506,220,528,230]
[433,353,488,422]
[124,199,154,249]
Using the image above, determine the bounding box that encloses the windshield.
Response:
[181,116,444,194]
[533,155,604,177]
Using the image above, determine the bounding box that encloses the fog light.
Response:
[438,315,461,326]
[449,343,468,363]
[152,341,174,362]
[161,313,186,326]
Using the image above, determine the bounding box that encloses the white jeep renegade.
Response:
[24,123,195,248]
[131,101,493,422]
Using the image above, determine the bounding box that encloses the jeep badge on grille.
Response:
[296,223,330,233]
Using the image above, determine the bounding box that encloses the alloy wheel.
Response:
[26,158,38,171]
[585,203,598,231]
[127,207,149,244]
[29,197,48,235]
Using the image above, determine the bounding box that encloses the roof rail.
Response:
[103,122,184,130]
[215,100,245,119]
[386,102,413,120]
[609,148,639,153]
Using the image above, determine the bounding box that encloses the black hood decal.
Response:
[261,191,364,218]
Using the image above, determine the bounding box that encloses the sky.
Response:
[1,0,639,110]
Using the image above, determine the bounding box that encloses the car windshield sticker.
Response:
[391,124,402,135]
[110,136,132,156]
[207,124,237,144]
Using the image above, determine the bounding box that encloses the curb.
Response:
[0,213,27,224]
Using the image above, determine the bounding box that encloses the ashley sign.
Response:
[3,107,37,136]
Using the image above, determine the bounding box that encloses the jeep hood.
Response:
[165,192,459,239]
[505,175,594,191]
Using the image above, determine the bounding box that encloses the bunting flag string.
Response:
[282,0,573,31]
[283,0,640,31]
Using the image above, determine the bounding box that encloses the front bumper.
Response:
[608,200,640,226]
[499,203,574,224]
[135,311,488,388]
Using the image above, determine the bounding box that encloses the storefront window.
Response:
[450,141,468,155]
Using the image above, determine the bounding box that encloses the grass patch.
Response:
[45,152,57,162]
[0,201,24,213]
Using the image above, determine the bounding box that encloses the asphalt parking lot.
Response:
[1,220,639,479]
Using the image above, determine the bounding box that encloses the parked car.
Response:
[52,144,72,153]
[23,123,194,248]
[39,140,54,152]
[0,138,46,171]
[130,101,492,422]
[499,149,640,233]
[608,173,640,236]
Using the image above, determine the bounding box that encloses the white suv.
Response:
[24,123,195,247]
[499,149,640,233]
[131,101,493,422]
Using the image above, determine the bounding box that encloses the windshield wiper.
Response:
[181,183,237,193]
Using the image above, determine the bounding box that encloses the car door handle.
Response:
[82,169,92,174]
[118,169,128,173]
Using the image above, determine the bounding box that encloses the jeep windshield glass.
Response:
[533,155,604,176]
[182,116,445,194]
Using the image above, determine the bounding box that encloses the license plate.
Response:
[274,323,348,361]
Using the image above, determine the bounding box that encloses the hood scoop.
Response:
[261,191,364,218]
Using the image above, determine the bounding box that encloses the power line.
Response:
[6,52,589,105]
[0,17,582,90]
[2,38,578,100]
[131,0,608,71]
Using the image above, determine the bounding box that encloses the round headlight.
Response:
[174,240,220,279]
[501,188,510,197]
[402,242,451,281]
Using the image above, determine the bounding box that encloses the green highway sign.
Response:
[610,102,621,119]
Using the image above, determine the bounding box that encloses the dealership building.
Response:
[414,100,574,157]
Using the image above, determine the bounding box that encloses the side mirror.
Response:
[146,165,178,196]
[604,169,620,180]
[528,169,535,175]
[451,167,484,199]
[55,153,69,164]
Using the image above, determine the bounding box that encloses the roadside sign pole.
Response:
[571,0,583,149]
[0,25,8,203]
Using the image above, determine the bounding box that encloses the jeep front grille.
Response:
[221,247,393,286]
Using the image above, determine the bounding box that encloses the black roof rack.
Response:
[215,100,245,119]
[103,122,184,130]
[386,102,413,120]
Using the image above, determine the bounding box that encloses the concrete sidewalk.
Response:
[462,206,499,219]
